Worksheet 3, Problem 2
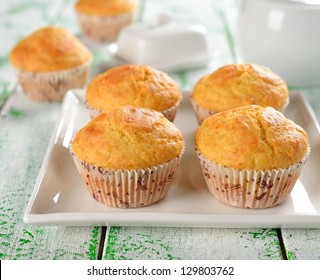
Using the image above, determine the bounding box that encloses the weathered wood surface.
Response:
[281,229,320,260]
[0,0,101,260]
[103,227,282,260]
[1,0,320,260]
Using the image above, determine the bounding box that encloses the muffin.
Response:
[195,105,310,209]
[75,0,137,41]
[70,105,185,208]
[191,63,289,124]
[10,26,92,102]
[86,64,182,121]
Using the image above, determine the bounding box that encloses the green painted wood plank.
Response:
[0,83,17,109]
[0,91,101,259]
[0,0,101,260]
[103,227,282,260]
[281,229,320,260]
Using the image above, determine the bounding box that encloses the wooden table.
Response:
[1,0,320,260]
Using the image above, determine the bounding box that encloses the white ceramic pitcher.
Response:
[237,0,320,87]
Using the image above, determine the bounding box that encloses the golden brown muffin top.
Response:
[72,106,184,170]
[75,0,137,16]
[196,105,308,171]
[86,64,182,112]
[192,63,289,112]
[10,26,92,72]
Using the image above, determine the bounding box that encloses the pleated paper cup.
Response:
[14,61,91,102]
[196,147,310,209]
[86,100,181,122]
[190,97,217,125]
[70,147,184,208]
[76,12,135,41]
[160,100,181,122]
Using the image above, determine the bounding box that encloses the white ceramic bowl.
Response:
[111,15,214,71]
[237,0,320,86]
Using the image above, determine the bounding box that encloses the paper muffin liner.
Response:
[86,100,181,122]
[190,97,217,125]
[70,146,184,208]
[190,96,290,125]
[160,100,181,122]
[14,60,91,102]
[196,147,311,209]
[76,12,135,41]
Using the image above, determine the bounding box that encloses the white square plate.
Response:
[24,90,320,228]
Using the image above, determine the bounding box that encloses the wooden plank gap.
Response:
[214,0,238,63]
[136,0,146,23]
[276,229,288,260]
[0,83,18,115]
[48,0,73,26]
[97,226,107,260]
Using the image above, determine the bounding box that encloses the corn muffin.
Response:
[10,26,92,101]
[196,105,310,209]
[86,64,182,121]
[70,105,185,208]
[75,0,137,41]
[191,63,289,124]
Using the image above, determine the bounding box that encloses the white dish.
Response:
[24,89,320,228]
[107,43,217,73]
[109,15,217,72]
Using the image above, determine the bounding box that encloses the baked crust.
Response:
[72,106,184,170]
[10,26,92,72]
[192,63,289,112]
[86,64,182,112]
[75,0,137,16]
